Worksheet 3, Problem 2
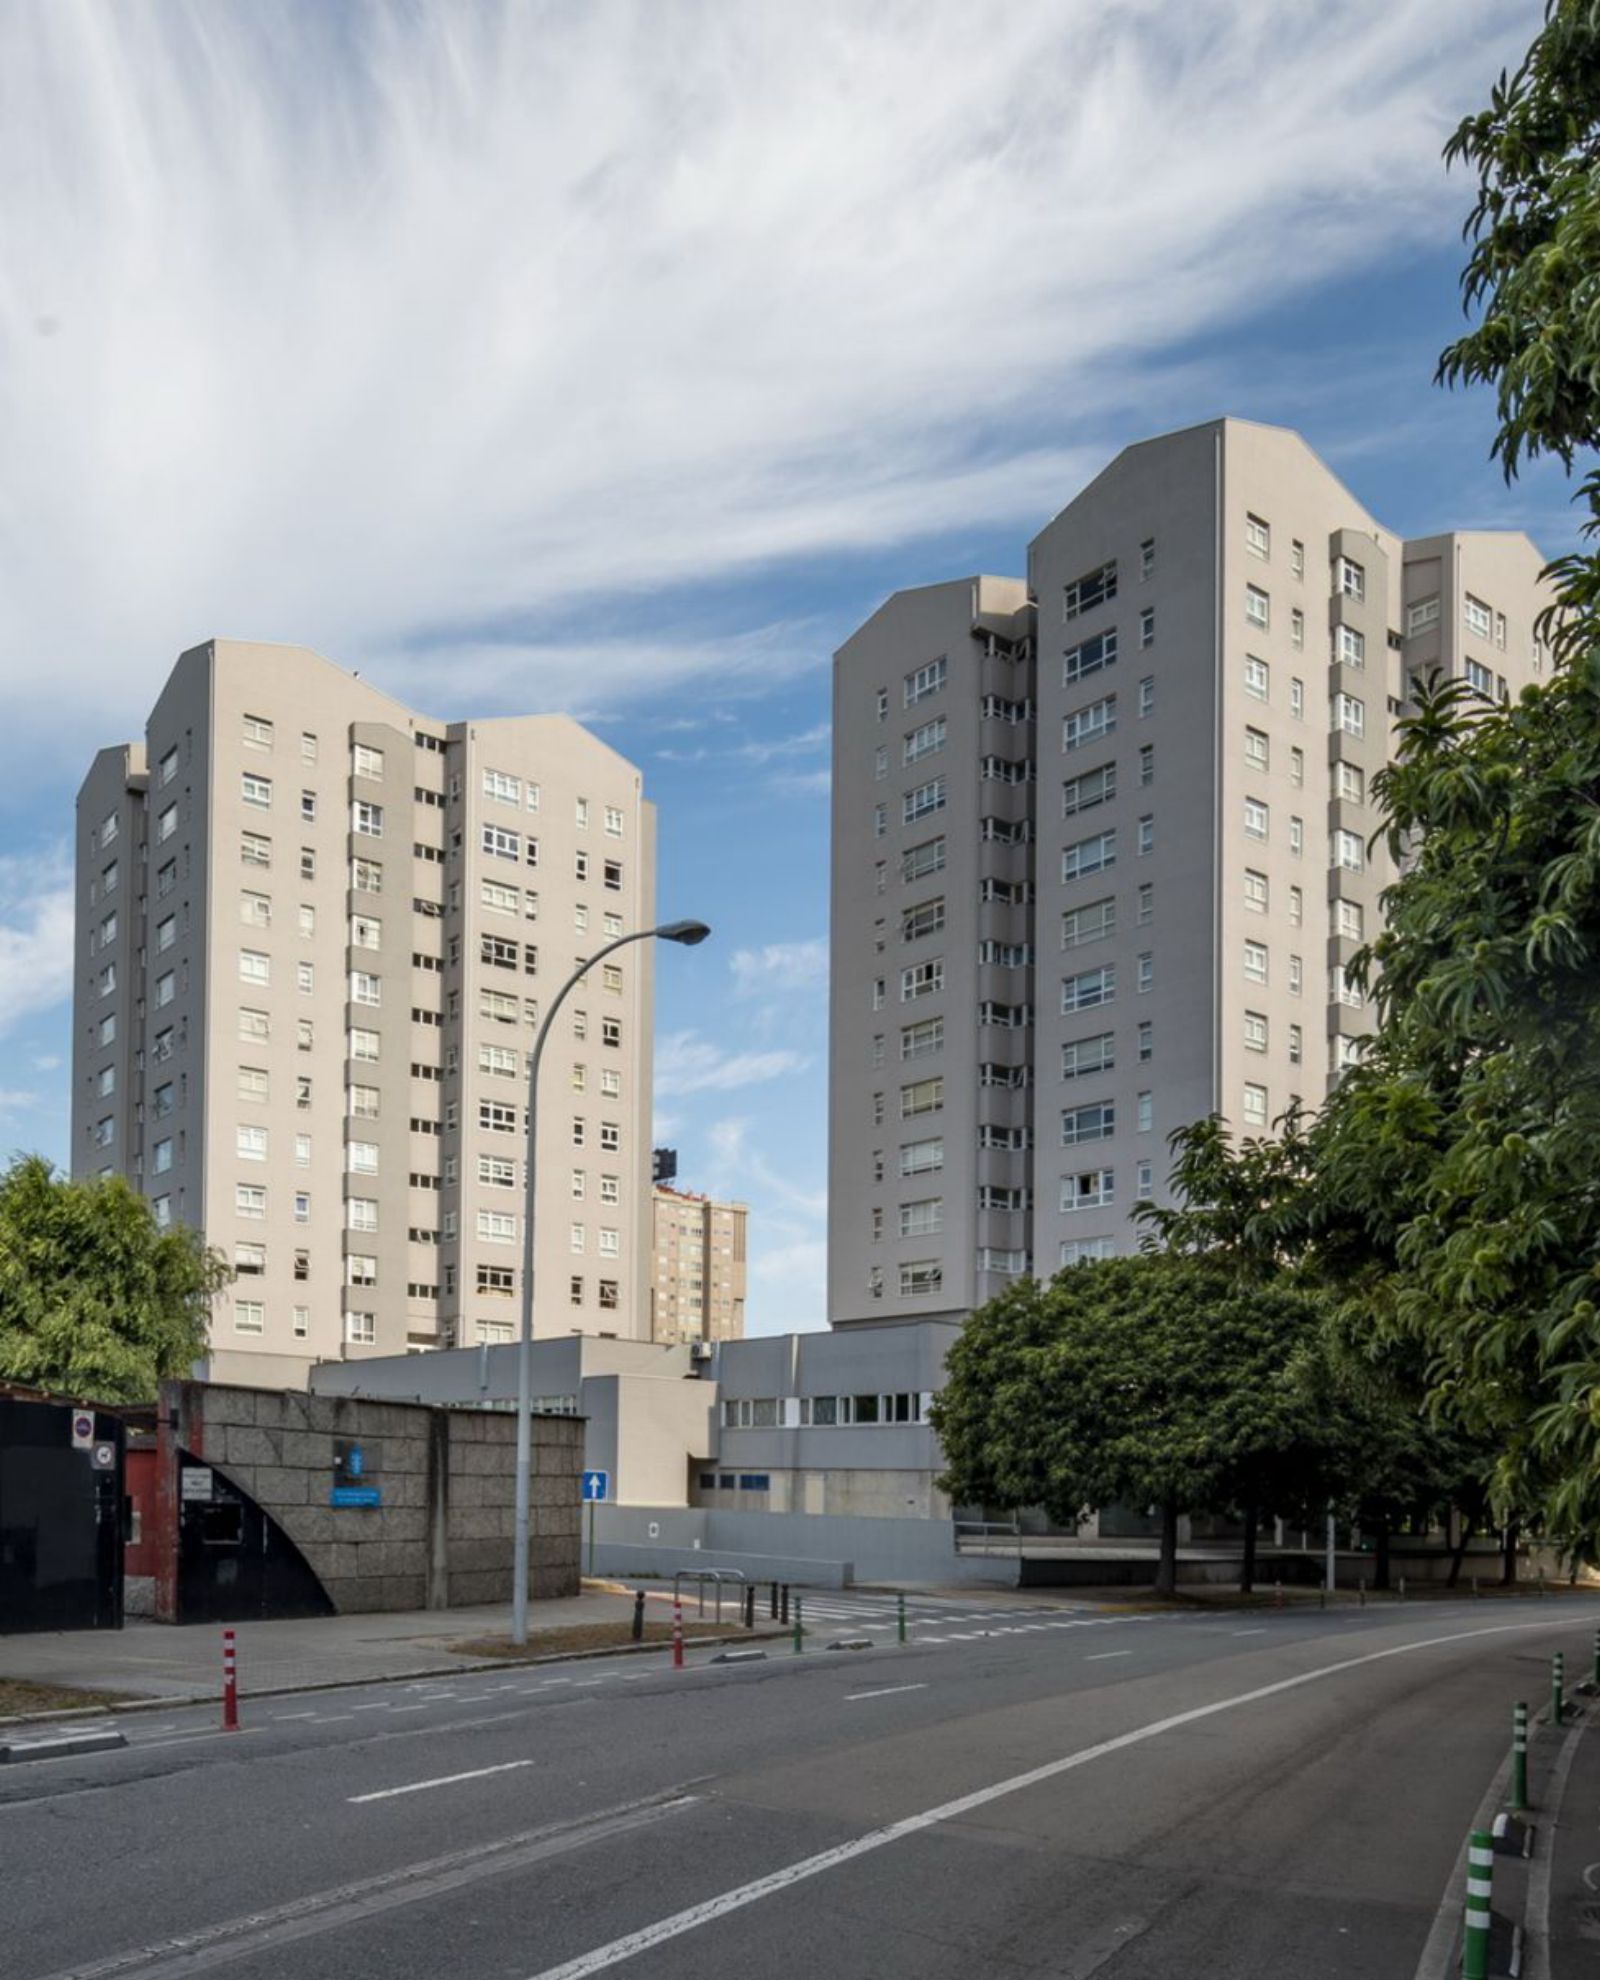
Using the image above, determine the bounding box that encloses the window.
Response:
[901,1077,943,1118]
[604,805,624,838]
[1244,798,1268,841]
[1244,1010,1268,1053]
[353,800,384,837]
[1139,676,1155,718]
[1062,559,1117,620]
[902,837,945,882]
[1139,607,1155,648]
[900,1198,942,1239]
[1138,1021,1153,1062]
[1243,869,1269,914]
[298,789,318,824]
[603,859,622,893]
[234,1301,265,1336]
[599,1121,620,1152]
[1062,763,1116,817]
[1245,585,1269,629]
[1062,1169,1114,1212]
[1062,897,1115,950]
[1336,624,1366,669]
[238,1065,268,1103]
[899,1138,944,1177]
[1288,1024,1303,1066]
[345,1313,376,1346]
[1061,1031,1114,1079]
[1336,899,1364,940]
[1465,657,1494,696]
[1334,692,1365,737]
[1289,745,1304,787]
[239,949,269,985]
[1243,940,1268,984]
[1138,743,1154,787]
[349,1026,380,1063]
[1289,884,1304,927]
[1407,596,1441,635]
[903,777,946,824]
[1062,1101,1115,1146]
[1242,1083,1269,1127]
[351,913,381,950]
[1137,951,1153,993]
[1333,829,1364,872]
[158,745,179,786]
[1062,965,1116,1013]
[1290,608,1304,650]
[348,1198,378,1232]
[1245,513,1270,558]
[346,1140,378,1176]
[236,1183,266,1219]
[155,913,176,953]
[898,1260,942,1298]
[1137,815,1154,857]
[237,1124,268,1162]
[350,970,381,1007]
[1288,953,1304,995]
[1290,676,1305,720]
[904,717,946,764]
[575,796,591,830]
[480,1101,518,1134]
[1243,656,1269,701]
[1140,537,1155,578]
[900,960,943,1001]
[1063,628,1117,685]
[1336,762,1365,804]
[1289,815,1304,857]
[1244,726,1269,771]
[1063,695,1115,752]
[478,1210,518,1245]
[296,962,314,994]
[901,898,945,943]
[1062,829,1115,881]
[157,803,178,843]
[901,1016,943,1060]
[1464,592,1492,639]
[1062,1235,1116,1267]
[905,657,947,706]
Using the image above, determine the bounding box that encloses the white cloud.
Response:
[729,939,829,998]
[654,1031,808,1096]
[0,853,74,1040]
[0,1,1535,761]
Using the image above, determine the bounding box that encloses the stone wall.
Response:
[159,1381,581,1616]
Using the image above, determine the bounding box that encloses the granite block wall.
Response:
[160,1381,582,1616]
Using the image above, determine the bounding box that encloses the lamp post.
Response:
[510,918,711,1645]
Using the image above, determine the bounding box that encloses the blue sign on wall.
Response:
[331,1485,382,1508]
[581,1470,609,1503]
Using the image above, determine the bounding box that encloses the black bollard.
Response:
[744,1585,755,1629]
[631,1590,645,1642]
[780,1582,790,1624]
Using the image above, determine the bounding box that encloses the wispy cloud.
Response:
[729,939,829,998]
[0,0,1534,767]
[654,1030,808,1097]
[0,851,74,1040]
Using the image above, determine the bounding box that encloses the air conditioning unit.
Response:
[689,1341,713,1363]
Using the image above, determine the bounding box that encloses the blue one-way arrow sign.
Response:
[581,1469,609,1503]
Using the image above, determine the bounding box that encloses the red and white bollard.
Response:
[221,1627,240,1731]
[672,1597,684,1670]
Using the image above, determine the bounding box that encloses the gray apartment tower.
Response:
[73,640,658,1386]
[829,417,1552,1327]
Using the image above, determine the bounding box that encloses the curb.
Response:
[0,1626,794,1729]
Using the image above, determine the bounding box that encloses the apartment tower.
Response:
[649,1184,749,1345]
[829,418,1551,1327]
[74,640,657,1385]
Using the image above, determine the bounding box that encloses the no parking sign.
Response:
[70,1409,95,1450]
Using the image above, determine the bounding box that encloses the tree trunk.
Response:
[1239,1506,1258,1595]
[1155,1501,1179,1598]
[1373,1518,1391,1592]
[1502,1520,1519,1587]
[1446,1515,1474,1589]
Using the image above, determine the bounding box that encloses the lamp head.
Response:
[658,919,712,946]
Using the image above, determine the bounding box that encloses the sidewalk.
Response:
[0,1589,661,1707]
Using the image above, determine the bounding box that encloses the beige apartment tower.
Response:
[649,1184,748,1345]
[829,417,1552,1327]
[73,640,658,1385]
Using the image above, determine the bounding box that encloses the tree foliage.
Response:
[931,1255,1330,1594]
[0,1156,228,1402]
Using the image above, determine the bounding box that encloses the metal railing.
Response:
[672,1567,746,1623]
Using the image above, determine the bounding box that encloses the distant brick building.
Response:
[650,1185,747,1345]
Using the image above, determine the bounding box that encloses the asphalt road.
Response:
[4,1594,1597,1980]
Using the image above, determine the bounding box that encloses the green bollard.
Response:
[1511,1700,1529,1813]
[793,1594,804,1655]
[897,1592,907,1645]
[1552,1650,1565,1724]
[1463,1829,1494,1980]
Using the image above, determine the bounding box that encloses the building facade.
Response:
[829,418,1552,1326]
[73,640,658,1386]
[649,1184,748,1345]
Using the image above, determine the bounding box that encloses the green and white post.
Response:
[1463,1829,1494,1980]
[1511,1701,1529,1813]
[1552,1651,1565,1725]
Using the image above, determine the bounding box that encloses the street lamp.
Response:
[510,918,711,1643]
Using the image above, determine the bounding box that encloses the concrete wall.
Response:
[162,1380,582,1614]
[592,1503,1018,1589]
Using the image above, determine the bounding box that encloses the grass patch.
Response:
[449,1619,758,1659]
[0,1678,138,1718]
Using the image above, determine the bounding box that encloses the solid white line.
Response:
[1085,1651,1131,1661]
[272,1711,318,1721]
[350,1759,534,1804]
[1232,1628,1268,1637]
[845,1685,928,1703]
[521,1616,1590,1980]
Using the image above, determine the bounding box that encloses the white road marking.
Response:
[272,1711,318,1721]
[1085,1651,1132,1661]
[845,1685,928,1703]
[389,1704,429,1713]
[349,1759,535,1804]
[1232,1628,1268,1637]
[520,1616,1589,1980]
[353,1703,390,1712]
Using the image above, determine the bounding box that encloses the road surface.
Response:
[4,1594,1596,1980]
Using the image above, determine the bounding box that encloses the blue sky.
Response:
[0,1,1574,1332]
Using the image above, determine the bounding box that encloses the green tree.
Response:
[0,1156,229,1401]
[931,1255,1328,1597]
